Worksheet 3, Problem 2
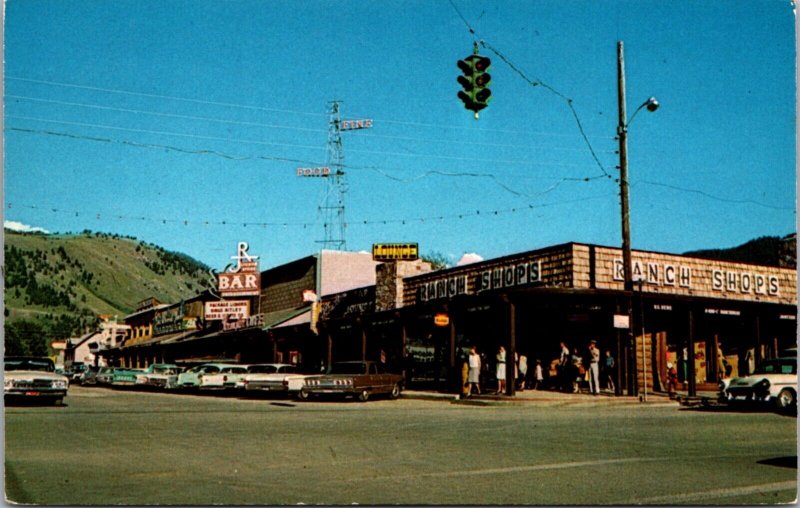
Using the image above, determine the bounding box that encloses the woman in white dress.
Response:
[496,346,506,394]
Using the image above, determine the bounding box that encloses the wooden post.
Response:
[688,309,696,397]
[504,295,516,397]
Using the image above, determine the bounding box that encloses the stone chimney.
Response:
[375,260,433,312]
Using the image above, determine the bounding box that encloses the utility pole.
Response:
[616,40,660,397]
[617,41,637,397]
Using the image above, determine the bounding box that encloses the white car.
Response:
[5,356,70,405]
[198,364,250,390]
[134,363,184,390]
[239,363,314,395]
[719,357,797,412]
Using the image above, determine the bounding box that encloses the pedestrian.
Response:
[716,342,730,381]
[603,350,615,392]
[666,361,678,395]
[496,346,507,394]
[588,340,600,395]
[533,359,544,390]
[518,353,528,391]
[570,347,583,393]
[460,354,470,398]
[467,346,481,396]
[559,341,570,392]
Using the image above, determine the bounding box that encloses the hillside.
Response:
[4,230,212,341]
[683,234,796,268]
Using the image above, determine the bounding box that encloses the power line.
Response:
[10,94,604,151]
[7,121,609,172]
[637,181,795,212]
[6,76,328,118]
[6,94,329,134]
[7,116,326,152]
[8,125,787,210]
[8,76,612,141]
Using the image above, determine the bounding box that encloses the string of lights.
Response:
[6,194,610,229]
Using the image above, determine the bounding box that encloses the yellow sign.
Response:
[372,243,419,261]
[434,313,450,327]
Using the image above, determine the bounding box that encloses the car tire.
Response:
[389,383,401,400]
[358,389,370,402]
[297,390,309,401]
[775,388,796,412]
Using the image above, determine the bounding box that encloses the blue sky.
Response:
[4,0,796,271]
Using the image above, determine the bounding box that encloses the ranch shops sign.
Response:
[419,260,543,302]
[613,258,780,296]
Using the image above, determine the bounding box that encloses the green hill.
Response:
[683,234,796,268]
[4,229,212,342]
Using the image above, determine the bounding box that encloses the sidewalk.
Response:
[401,387,687,407]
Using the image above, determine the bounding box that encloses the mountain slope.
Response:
[4,230,213,339]
[683,234,796,268]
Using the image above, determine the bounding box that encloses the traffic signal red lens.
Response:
[474,57,491,71]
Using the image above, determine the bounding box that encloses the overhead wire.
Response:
[7,124,609,201]
[6,76,328,118]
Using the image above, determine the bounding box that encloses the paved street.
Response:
[5,386,796,505]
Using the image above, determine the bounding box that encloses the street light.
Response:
[616,40,659,396]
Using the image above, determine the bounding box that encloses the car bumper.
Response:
[5,388,67,398]
[304,387,357,395]
[245,383,289,392]
[723,388,771,401]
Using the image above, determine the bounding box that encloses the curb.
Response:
[401,391,681,408]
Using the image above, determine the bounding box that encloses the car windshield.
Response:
[5,358,55,372]
[154,367,180,375]
[755,360,797,375]
[247,365,277,374]
[328,363,367,375]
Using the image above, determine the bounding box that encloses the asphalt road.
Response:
[5,386,797,505]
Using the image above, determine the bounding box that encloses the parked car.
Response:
[111,367,146,387]
[299,361,403,402]
[95,366,116,386]
[80,365,101,386]
[719,357,797,412]
[135,363,184,390]
[4,356,70,405]
[198,364,250,391]
[67,363,87,383]
[176,363,232,389]
[239,363,315,395]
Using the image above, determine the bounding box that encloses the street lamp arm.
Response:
[626,97,660,129]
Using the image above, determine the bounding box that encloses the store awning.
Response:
[269,310,310,329]
[121,329,201,349]
[263,307,311,330]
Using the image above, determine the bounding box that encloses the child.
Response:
[533,359,544,390]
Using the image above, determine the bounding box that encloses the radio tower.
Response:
[318,100,347,250]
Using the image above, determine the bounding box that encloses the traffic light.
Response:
[457,54,492,118]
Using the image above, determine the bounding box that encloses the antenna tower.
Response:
[317,100,347,250]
